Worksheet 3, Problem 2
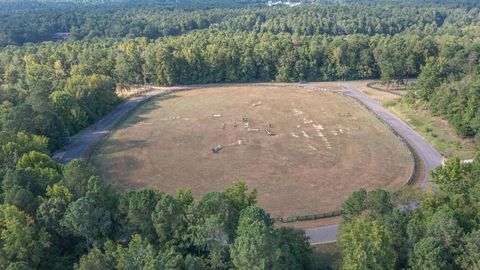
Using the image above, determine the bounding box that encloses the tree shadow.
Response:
[97,138,148,155]
[117,94,182,128]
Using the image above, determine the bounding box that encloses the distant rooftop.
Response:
[267,1,302,7]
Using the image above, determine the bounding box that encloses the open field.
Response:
[93,85,413,217]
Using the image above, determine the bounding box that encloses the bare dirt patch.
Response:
[93,85,413,217]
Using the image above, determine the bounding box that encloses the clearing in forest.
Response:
[93,85,413,217]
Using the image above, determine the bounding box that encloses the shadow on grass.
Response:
[116,94,183,130]
[97,138,148,155]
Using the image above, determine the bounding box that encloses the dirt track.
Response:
[92,85,412,218]
[53,82,443,244]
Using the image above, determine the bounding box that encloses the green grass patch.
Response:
[385,100,479,159]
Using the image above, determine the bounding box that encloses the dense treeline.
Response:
[412,50,480,137]
[338,156,480,269]
[1,28,478,141]
[0,0,262,14]
[2,2,480,46]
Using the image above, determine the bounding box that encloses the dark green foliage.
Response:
[62,160,96,198]
[276,227,315,270]
[151,193,186,248]
[409,237,451,270]
[365,189,393,215]
[74,247,114,270]
[61,197,112,248]
[342,188,394,220]
[118,189,161,243]
[339,154,480,270]
[1,1,479,46]
[456,230,480,269]
[341,188,367,220]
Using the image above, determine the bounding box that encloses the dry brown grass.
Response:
[93,85,413,217]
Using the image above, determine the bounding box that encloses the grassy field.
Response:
[93,85,413,218]
[386,100,479,159]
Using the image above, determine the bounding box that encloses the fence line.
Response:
[271,210,343,223]
[366,81,404,97]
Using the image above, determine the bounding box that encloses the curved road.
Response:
[302,83,443,244]
[53,83,443,244]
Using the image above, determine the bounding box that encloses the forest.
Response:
[2,2,480,46]
[339,156,480,269]
[0,0,479,269]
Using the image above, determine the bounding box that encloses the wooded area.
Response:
[339,156,480,269]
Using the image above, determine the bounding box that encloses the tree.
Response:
[380,208,409,268]
[61,197,112,248]
[409,237,451,270]
[2,168,54,209]
[31,110,68,149]
[3,185,37,214]
[183,255,203,270]
[118,189,161,243]
[75,247,114,270]
[36,184,73,236]
[339,218,396,270]
[195,192,236,241]
[16,151,57,171]
[62,159,96,198]
[431,157,470,195]
[50,90,87,133]
[113,235,158,270]
[456,230,480,269]
[416,57,447,100]
[365,189,393,215]
[64,74,119,124]
[193,214,230,269]
[1,132,48,168]
[424,210,463,254]
[276,227,315,270]
[6,261,31,270]
[85,176,118,213]
[151,194,186,248]
[341,188,367,220]
[224,181,257,239]
[0,205,45,269]
[231,206,278,270]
